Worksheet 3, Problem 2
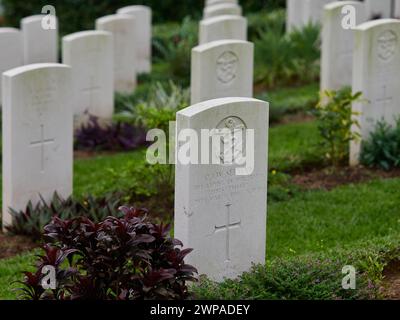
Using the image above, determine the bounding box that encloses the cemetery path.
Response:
[291,167,400,191]
[0,233,37,260]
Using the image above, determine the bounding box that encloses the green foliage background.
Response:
[2,0,285,35]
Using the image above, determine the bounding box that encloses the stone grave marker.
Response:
[117,5,152,73]
[320,1,366,91]
[199,15,247,45]
[96,14,137,94]
[0,28,23,104]
[191,39,253,104]
[175,97,269,282]
[62,30,114,125]
[350,19,400,165]
[395,0,400,19]
[21,15,58,64]
[365,0,392,20]
[206,0,239,6]
[2,63,73,230]
[286,0,305,33]
[304,0,335,26]
[203,3,242,20]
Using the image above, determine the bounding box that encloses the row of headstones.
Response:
[0,5,151,124]
[193,0,252,104]
[287,0,400,33]
[1,0,267,283]
[1,5,153,225]
[319,1,400,165]
[177,0,267,281]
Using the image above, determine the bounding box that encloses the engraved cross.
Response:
[214,203,241,262]
[30,124,55,173]
[82,76,100,111]
[376,85,393,119]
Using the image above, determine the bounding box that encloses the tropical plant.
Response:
[6,192,124,240]
[17,207,197,300]
[361,119,400,170]
[153,17,197,85]
[74,116,148,152]
[313,88,362,166]
[115,81,189,133]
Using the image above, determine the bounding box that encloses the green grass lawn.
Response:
[267,178,400,258]
[257,82,319,124]
[0,251,37,300]
[73,150,146,197]
[269,120,322,172]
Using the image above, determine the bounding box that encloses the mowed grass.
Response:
[269,120,321,172]
[267,178,400,259]
[73,149,146,197]
[0,251,37,300]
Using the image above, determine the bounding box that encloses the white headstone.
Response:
[175,97,268,282]
[204,3,242,20]
[350,19,400,165]
[303,0,335,25]
[116,5,152,74]
[62,31,114,125]
[21,15,58,64]
[365,0,392,20]
[2,63,73,230]
[394,0,400,19]
[0,28,23,104]
[286,0,305,33]
[191,40,253,104]
[199,15,247,45]
[206,0,239,6]
[320,1,366,92]
[96,14,137,94]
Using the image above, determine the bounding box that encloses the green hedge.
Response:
[2,0,285,35]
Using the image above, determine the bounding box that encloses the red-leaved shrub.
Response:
[18,206,197,300]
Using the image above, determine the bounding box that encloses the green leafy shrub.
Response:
[254,22,321,89]
[153,17,197,86]
[193,252,377,300]
[18,207,197,300]
[247,9,286,42]
[74,116,148,152]
[6,193,124,241]
[361,119,400,170]
[115,81,189,133]
[313,88,362,166]
[108,162,175,218]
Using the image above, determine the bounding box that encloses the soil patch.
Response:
[291,166,400,191]
[0,233,38,260]
[380,260,400,300]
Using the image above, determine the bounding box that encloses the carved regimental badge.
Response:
[378,30,398,62]
[215,116,247,164]
[216,51,239,84]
